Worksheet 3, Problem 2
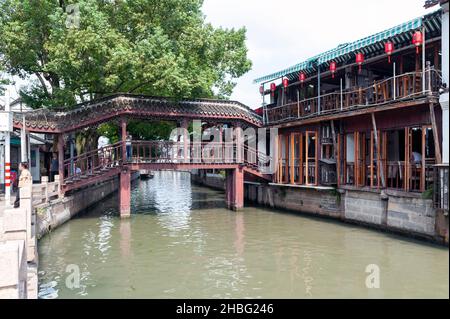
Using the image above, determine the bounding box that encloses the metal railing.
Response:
[266,68,441,124]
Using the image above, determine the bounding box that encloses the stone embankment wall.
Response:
[192,172,449,245]
[36,172,139,239]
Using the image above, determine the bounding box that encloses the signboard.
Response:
[0,111,13,132]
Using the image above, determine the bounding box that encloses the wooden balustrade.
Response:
[62,140,271,185]
[266,70,440,124]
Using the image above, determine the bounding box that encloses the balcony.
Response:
[265,68,442,125]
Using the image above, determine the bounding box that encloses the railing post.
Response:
[422,26,426,94]
[41,176,49,203]
[393,62,396,100]
[57,133,64,192]
[427,61,432,95]
[121,118,127,164]
[340,78,343,110]
[317,67,321,115]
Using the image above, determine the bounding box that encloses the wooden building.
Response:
[255,9,444,195]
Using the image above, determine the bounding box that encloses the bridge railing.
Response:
[63,142,123,182]
[62,140,272,185]
[130,141,271,170]
[266,68,441,125]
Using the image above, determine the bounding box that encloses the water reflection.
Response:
[38,171,449,299]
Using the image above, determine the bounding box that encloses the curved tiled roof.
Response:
[12,94,262,133]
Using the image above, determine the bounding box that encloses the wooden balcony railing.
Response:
[266,68,441,124]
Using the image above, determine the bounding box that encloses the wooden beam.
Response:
[305,132,309,185]
[274,98,436,130]
[371,113,386,188]
[429,102,442,164]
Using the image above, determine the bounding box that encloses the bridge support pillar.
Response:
[57,133,65,195]
[226,167,244,211]
[119,167,131,218]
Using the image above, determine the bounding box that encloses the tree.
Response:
[0,0,252,109]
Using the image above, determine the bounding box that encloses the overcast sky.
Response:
[202,0,437,109]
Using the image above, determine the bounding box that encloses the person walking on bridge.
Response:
[50,153,59,182]
[14,162,32,208]
[126,132,132,161]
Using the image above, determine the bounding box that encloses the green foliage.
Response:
[97,120,176,142]
[0,0,252,109]
[422,186,434,200]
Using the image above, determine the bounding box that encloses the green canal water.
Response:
[38,171,449,299]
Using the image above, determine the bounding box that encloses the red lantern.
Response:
[384,41,394,63]
[412,30,423,54]
[270,82,276,97]
[299,72,306,83]
[282,78,289,90]
[259,85,264,95]
[355,53,364,72]
[329,61,337,79]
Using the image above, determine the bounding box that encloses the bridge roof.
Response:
[12,94,262,133]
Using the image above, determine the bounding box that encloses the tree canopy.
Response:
[0,0,252,109]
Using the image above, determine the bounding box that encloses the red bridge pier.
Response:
[119,168,131,218]
[226,168,244,211]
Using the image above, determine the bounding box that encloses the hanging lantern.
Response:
[259,85,264,95]
[384,41,394,63]
[355,53,364,73]
[270,82,276,97]
[412,30,423,54]
[329,61,337,79]
[282,78,289,90]
[299,72,306,83]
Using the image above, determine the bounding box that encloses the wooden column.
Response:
[354,132,359,187]
[404,127,410,191]
[429,102,442,164]
[290,133,295,184]
[57,134,64,190]
[371,113,386,188]
[284,134,289,183]
[331,120,339,186]
[235,123,243,163]
[121,118,127,164]
[299,133,304,185]
[181,119,189,163]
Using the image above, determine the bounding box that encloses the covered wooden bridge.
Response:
[12,94,270,217]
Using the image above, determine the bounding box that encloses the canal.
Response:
[38,171,449,299]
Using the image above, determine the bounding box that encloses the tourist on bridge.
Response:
[50,153,59,182]
[13,162,32,208]
[126,132,132,161]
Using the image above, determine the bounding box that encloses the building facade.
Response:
[252,6,448,242]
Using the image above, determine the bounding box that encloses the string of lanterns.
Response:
[261,30,423,94]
